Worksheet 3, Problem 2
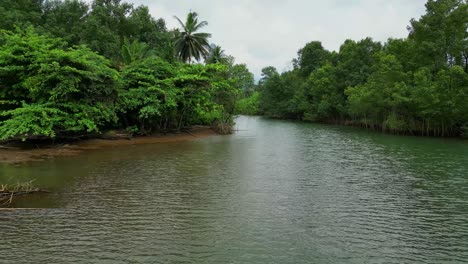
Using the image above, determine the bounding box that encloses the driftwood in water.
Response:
[0,183,49,207]
[101,130,133,140]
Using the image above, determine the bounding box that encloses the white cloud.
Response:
[92,0,428,79]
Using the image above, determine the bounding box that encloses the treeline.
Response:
[243,0,468,137]
[0,0,255,141]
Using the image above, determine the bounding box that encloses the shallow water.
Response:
[1,116,468,263]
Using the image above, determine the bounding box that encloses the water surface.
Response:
[1,116,468,263]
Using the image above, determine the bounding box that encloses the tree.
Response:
[80,0,133,59]
[173,11,212,63]
[229,64,255,95]
[206,45,229,64]
[258,66,279,87]
[384,38,419,73]
[302,65,345,122]
[345,53,410,131]
[40,0,89,47]
[293,41,331,77]
[0,0,42,31]
[249,0,468,137]
[125,5,173,61]
[408,0,468,73]
[0,1,244,141]
[0,28,119,141]
[120,37,152,65]
[258,67,292,117]
[335,38,382,90]
[118,57,177,133]
[0,0,174,62]
[117,57,238,134]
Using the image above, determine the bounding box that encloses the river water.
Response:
[1,116,467,263]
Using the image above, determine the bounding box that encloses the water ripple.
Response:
[1,117,468,263]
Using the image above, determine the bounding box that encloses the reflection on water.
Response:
[1,116,468,263]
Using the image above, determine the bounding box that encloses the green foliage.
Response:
[2,0,174,62]
[173,12,212,63]
[257,0,468,137]
[0,2,247,142]
[41,0,89,46]
[206,45,229,65]
[0,28,64,103]
[118,57,176,132]
[408,0,468,73]
[346,53,410,131]
[0,103,66,141]
[117,57,239,134]
[120,37,153,66]
[334,38,382,89]
[235,92,260,115]
[125,5,173,61]
[0,28,119,140]
[293,41,331,77]
[229,64,255,95]
[302,65,345,122]
[258,67,285,117]
[0,0,42,31]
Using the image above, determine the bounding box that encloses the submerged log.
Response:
[0,183,50,207]
[101,130,133,140]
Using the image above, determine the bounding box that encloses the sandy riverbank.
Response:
[0,127,216,164]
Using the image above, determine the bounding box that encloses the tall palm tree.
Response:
[173,11,211,63]
[206,45,229,64]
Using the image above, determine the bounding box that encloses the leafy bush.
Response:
[0,28,119,140]
[235,92,259,115]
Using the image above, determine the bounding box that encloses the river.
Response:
[1,116,467,263]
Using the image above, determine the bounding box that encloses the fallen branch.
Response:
[0,182,49,207]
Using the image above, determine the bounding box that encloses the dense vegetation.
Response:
[2,0,466,140]
[242,0,468,137]
[0,0,255,141]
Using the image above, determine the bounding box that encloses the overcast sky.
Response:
[115,0,428,78]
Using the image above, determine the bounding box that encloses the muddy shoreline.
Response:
[0,127,216,164]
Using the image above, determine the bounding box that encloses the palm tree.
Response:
[206,45,229,64]
[173,11,211,63]
[120,37,152,65]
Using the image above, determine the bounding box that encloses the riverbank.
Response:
[253,114,467,139]
[0,126,216,164]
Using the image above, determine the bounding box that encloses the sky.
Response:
[111,0,428,79]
